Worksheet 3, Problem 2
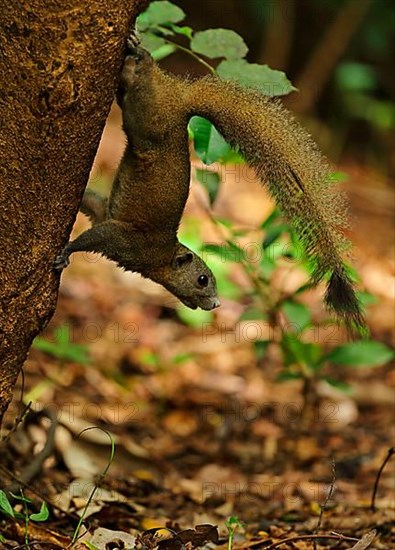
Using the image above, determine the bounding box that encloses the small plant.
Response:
[225,516,245,550]
[0,489,49,546]
[71,428,116,545]
[136,2,394,405]
[32,323,89,364]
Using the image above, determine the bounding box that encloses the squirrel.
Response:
[54,36,365,334]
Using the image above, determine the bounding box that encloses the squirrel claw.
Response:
[53,254,69,271]
[126,29,141,52]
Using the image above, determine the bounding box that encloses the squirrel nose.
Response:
[212,297,221,309]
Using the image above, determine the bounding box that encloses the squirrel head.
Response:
[149,243,220,311]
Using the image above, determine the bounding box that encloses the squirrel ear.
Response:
[172,251,194,269]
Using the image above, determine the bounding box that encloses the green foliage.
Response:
[0,490,50,546]
[181,195,393,392]
[189,117,234,165]
[277,330,394,387]
[137,1,185,31]
[336,62,377,93]
[225,516,245,550]
[190,29,248,60]
[0,490,14,517]
[282,300,312,332]
[33,324,89,364]
[195,168,221,206]
[177,305,213,328]
[71,428,116,545]
[335,61,395,132]
[137,0,295,163]
[29,501,50,522]
[325,341,394,368]
[217,59,296,97]
[137,0,294,96]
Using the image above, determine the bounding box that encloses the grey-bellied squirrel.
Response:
[55,35,365,334]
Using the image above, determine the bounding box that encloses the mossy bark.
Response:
[0,0,149,425]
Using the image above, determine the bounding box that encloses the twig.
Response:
[349,529,376,550]
[0,401,32,445]
[69,427,116,546]
[162,37,215,74]
[370,446,394,511]
[314,458,336,549]
[8,408,58,493]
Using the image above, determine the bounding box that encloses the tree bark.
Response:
[0,0,149,425]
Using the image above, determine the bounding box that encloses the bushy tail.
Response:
[189,77,366,335]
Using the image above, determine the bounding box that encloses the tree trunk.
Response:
[0,0,149,426]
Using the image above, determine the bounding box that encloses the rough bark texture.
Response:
[0,0,149,425]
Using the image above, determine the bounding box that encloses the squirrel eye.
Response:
[198,274,209,287]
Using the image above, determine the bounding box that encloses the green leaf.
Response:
[33,325,90,364]
[357,291,378,306]
[150,44,177,61]
[0,490,14,517]
[217,59,296,97]
[10,491,31,503]
[29,501,49,522]
[239,308,266,321]
[195,168,221,205]
[189,116,234,164]
[216,273,242,300]
[139,32,166,52]
[263,223,289,248]
[260,208,282,230]
[281,337,322,369]
[326,341,394,368]
[254,340,270,360]
[140,350,159,368]
[323,377,352,393]
[282,300,312,331]
[191,29,248,60]
[136,1,185,31]
[172,352,195,364]
[168,23,193,39]
[276,371,303,382]
[259,254,276,279]
[177,305,213,328]
[335,62,377,93]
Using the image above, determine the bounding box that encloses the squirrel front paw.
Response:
[125,30,150,64]
[53,252,70,271]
